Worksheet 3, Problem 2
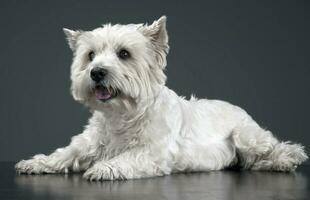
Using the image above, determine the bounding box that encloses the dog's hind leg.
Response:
[232,117,308,171]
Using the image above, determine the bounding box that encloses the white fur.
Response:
[15,16,308,180]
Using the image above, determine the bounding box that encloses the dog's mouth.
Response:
[94,84,119,102]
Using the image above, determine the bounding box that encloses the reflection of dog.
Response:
[15,16,307,180]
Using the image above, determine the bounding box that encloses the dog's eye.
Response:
[118,49,130,60]
[88,51,95,61]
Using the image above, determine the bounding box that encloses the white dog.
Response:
[15,16,308,180]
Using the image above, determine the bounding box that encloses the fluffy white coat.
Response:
[15,16,308,180]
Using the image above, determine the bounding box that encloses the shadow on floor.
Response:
[1,162,309,200]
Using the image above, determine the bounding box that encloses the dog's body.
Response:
[15,16,308,180]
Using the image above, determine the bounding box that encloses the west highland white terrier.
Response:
[15,16,308,180]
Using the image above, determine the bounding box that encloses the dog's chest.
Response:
[96,116,149,159]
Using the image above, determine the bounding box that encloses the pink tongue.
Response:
[95,87,112,100]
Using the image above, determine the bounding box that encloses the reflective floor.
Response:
[0,162,309,200]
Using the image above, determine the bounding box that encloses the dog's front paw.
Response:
[83,162,125,181]
[15,155,55,174]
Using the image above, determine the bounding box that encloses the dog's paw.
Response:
[274,143,308,171]
[15,155,55,174]
[252,142,308,172]
[83,162,126,181]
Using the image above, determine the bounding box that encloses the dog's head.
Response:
[64,16,169,111]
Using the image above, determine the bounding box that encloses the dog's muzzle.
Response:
[90,67,119,102]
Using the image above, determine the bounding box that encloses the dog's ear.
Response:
[63,28,82,51]
[140,16,169,69]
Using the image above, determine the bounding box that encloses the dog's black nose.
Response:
[90,67,107,82]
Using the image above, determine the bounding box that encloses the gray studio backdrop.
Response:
[0,0,309,162]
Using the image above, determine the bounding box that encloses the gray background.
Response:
[0,0,309,162]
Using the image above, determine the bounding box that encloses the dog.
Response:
[15,16,308,180]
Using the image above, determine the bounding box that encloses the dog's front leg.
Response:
[83,147,165,181]
[15,130,97,174]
